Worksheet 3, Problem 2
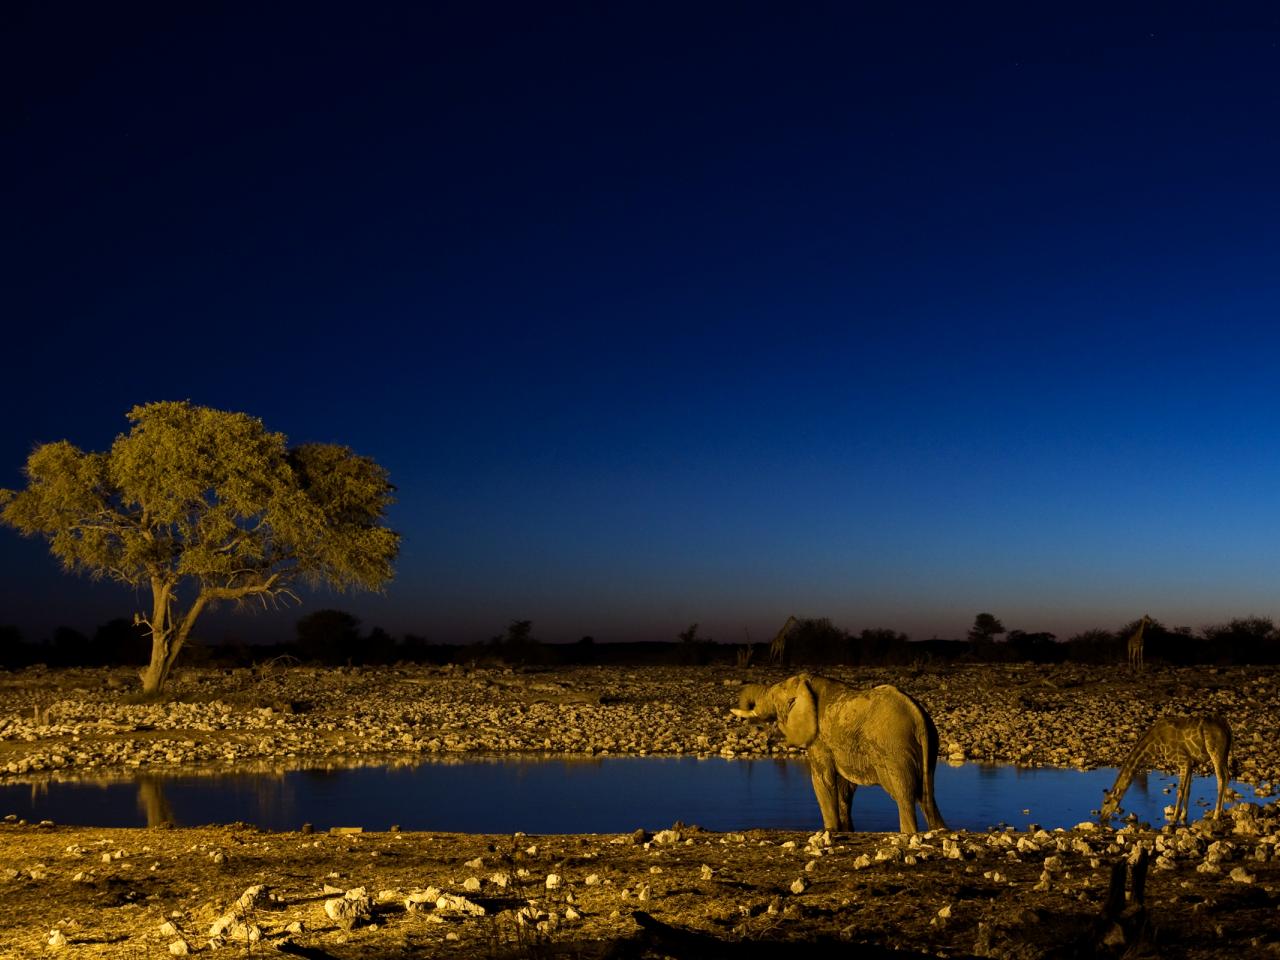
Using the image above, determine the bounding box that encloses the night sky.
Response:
[5,4,1280,647]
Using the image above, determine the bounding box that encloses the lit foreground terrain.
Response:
[1,663,1279,957]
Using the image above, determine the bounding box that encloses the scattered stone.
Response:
[435,893,485,916]
[1230,867,1257,884]
[324,888,373,928]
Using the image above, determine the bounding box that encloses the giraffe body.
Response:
[1100,715,1232,825]
[1127,614,1152,672]
[769,615,798,666]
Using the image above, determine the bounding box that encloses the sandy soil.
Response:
[1,663,1278,958]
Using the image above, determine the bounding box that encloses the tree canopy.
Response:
[0,401,399,693]
[967,612,1006,643]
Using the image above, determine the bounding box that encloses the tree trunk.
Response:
[139,630,174,697]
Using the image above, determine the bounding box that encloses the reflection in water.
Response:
[136,777,174,827]
[0,758,1260,834]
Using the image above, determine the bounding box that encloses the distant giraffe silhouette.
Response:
[1100,715,1232,825]
[1127,614,1152,672]
[769,615,798,666]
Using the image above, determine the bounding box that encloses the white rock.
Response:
[790,878,807,894]
[324,894,371,926]
[48,930,67,948]
[463,876,481,892]
[168,939,189,956]
[435,893,485,916]
[546,873,561,890]
[1229,867,1256,884]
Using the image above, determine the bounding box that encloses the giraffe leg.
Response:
[1174,763,1193,825]
[1209,748,1229,820]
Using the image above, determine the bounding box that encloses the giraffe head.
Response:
[1099,789,1120,821]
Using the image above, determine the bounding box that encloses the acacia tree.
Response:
[0,402,400,694]
[967,612,1006,644]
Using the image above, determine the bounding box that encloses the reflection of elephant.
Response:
[732,674,946,834]
[136,776,175,827]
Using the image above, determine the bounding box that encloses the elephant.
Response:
[731,674,946,834]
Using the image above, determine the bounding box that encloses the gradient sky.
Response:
[4,4,1280,646]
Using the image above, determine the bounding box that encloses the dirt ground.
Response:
[2,814,1278,959]
[2,664,1279,958]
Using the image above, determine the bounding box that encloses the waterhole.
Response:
[1,758,1256,832]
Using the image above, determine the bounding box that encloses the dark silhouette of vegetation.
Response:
[1201,616,1278,664]
[0,401,400,694]
[482,619,544,665]
[677,623,704,644]
[2,608,1279,672]
[0,625,26,667]
[851,628,911,665]
[52,625,92,665]
[1005,630,1060,663]
[784,617,847,664]
[93,618,151,666]
[294,609,363,664]
[967,612,1006,643]
[1061,628,1116,664]
[675,622,716,664]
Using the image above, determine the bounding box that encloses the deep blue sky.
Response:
[4,4,1280,646]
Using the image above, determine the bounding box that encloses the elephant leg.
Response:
[836,777,855,832]
[883,771,919,834]
[806,749,844,832]
[921,786,947,832]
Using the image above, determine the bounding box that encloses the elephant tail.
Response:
[918,706,947,831]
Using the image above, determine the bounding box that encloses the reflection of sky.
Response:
[0,761,1261,833]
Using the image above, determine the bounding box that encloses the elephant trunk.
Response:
[731,683,774,720]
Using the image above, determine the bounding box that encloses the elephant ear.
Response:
[777,677,819,747]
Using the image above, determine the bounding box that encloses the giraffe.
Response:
[1127,614,1152,672]
[1099,714,1232,825]
[769,615,798,666]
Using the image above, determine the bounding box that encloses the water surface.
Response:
[0,758,1255,833]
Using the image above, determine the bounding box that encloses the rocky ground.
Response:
[1,662,1278,957]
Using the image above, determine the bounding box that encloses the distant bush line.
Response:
[2,613,1279,671]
